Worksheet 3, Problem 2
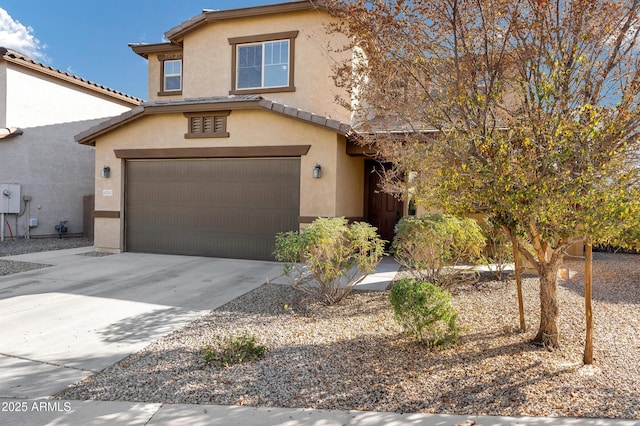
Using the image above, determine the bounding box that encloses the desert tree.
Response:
[326,0,640,349]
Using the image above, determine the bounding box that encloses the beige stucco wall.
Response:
[93,108,363,251]
[146,9,351,123]
[335,136,364,218]
[147,55,161,101]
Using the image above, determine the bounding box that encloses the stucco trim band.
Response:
[114,145,311,159]
[94,211,121,218]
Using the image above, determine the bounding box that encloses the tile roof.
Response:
[75,96,351,145]
[0,47,141,105]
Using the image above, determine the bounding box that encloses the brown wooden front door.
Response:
[364,160,403,245]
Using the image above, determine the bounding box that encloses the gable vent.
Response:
[185,111,230,138]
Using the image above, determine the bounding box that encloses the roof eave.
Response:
[129,42,183,59]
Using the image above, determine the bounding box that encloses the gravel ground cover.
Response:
[0,237,93,276]
[56,251,639,419]
[0,236,92,256]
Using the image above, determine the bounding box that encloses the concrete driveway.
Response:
[0,248,284,399]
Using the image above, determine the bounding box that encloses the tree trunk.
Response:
[533,262,561,348]
[510,232,526,332]
[584,239,594,364]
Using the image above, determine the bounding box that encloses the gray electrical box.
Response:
[0,184,21,214]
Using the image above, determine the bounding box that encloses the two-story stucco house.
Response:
[76,1,403,260]
[0,48,140,240]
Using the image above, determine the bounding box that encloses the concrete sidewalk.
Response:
[1,400,636,426]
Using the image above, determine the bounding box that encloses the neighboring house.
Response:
[0,47,140,240]
[76,1,403,260]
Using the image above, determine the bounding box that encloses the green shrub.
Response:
[274,217,385,305]
[392,214,486,287]
[202,333,266,368]
[389,278,459,347]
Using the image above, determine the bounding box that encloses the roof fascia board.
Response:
[129,42,183,59]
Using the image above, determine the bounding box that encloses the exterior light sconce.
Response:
[313,164,322,179]
[101,166,111,179]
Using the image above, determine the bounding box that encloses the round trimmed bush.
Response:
[390,278,459,348]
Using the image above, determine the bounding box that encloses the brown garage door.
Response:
[125,158,300,260]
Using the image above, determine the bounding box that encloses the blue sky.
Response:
[0,1,277,100]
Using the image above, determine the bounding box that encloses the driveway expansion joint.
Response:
[0,352,94,373]
[144,402,165,425]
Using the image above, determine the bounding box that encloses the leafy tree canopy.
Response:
[327,0,640,347]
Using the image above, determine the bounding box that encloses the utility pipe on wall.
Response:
[25,199,30,239]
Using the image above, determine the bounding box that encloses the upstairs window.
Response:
[237,40,289,89]
[158,54,182,96]
[164,60,182,91]
[229,31,298,94]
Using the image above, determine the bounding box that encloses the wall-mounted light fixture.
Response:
[313,164,322,179]
[101,166,111,179]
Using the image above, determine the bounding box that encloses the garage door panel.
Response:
[125,158,300,260]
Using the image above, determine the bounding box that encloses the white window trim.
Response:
[163,59,182,92]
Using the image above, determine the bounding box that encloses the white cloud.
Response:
[0,7,47,61]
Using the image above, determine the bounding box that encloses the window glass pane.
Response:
[264,64,288,87]
[163,59,182,91]
[263,40,288,87]
[165,76,181,91]
[237,45,262,89]
[265,42,273,66]
[165,60,181,74]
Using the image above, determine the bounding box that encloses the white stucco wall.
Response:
[5,65,133,128]
[0,62,137,238]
